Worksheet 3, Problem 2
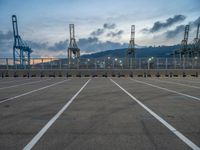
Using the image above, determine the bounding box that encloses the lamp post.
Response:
[119,60,123,69]
[148,58,151,70]
[87,59,90,69]
[114,58,118,69]
[148,57,154,70]
[105,57,110,69]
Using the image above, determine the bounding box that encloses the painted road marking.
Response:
[149,78,200,89]
[130,78,200,101]
[0,79,71,104]
[0,78,52,90]
[110,78,200,150]
[23,79,91,150]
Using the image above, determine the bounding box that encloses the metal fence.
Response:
[0,57,200,70]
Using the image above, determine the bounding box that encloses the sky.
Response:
[0,0,199,58]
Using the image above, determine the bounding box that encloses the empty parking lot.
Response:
[0,77,200,150]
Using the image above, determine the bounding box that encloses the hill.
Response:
[81,45,179,58]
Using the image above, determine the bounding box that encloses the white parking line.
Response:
[130,78,200,101]
[23,79,91,150]
[0,78,52,90]
[0,79,71,104]
[110,78,200,150]
[150,78,200,89]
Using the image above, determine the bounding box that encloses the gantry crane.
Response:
[176,25,190,59]
[192,24,200,57]
[68,24,80,64]
[126,25,136,68]
[12,15,32,66]
[127,25,136,58]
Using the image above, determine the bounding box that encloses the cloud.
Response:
[77,37,128,52]
[165,25,185,38]
[164,16,200,39]
[0,30,13,57]
[0,30,13,44]
[28,41,68,58]
[90,28,104,36]
[0,26,127,58]
[27,41,48,50]
[141,28,149,33]
[107,30,124,38]
[0,30,68,57]
[90,23,117,36]
[103,23,116,29]
[31,36,128,56]
[192,16,200,26]
[142,15,186,33]
[34,36,128,54]
[48,40,68,51]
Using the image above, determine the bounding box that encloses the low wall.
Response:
[0,69,199,77]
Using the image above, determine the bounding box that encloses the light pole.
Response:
[119,60,123,69]
[107,57,110,69]
[148,57,154,70]
[114,58,118,69]
[148,58,151,70]
[87,59,90,69]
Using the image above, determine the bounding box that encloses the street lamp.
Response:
[87,59,90,69]
[148,57,154,70]
[119,60,123,69]
[113,58,118,69]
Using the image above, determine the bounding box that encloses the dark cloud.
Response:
[165,16,200,39]
[0,23,124,57]
[141,28,149,33]
[26,41,48,50]
[34,36,127,54]
[0,30,13,44]
[90,28,104,36]
[192,17,200,26]
[27,40,68,52]
[107,30,124,38]
[90,23,117,36]
[77,37,128,52]
[0,30,69,57]
[0,30,13,57]
[165,25,185,38]
[0,27,126,57]
[142,15,186,33]
[78,37,99,45]
[48,40,68,51]
[103,23,116,29]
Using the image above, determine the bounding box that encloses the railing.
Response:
[0,57,200,70]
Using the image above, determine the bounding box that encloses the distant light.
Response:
[195,57,198,60]
[115,58,118,61]
[87,59,90,61]
[108,57,110,59]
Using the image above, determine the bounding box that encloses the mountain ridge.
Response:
[81,45,180,58]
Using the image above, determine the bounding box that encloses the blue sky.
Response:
[0,0,199,57]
